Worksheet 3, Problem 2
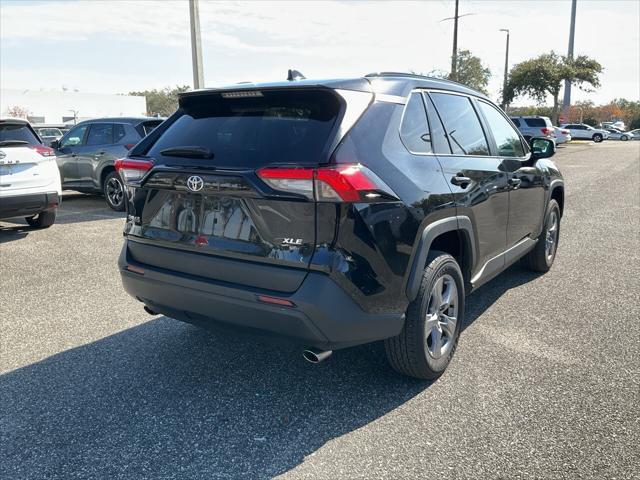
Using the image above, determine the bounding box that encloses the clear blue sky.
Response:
[1,0,639,106]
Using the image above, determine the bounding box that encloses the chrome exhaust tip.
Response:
[143,305,158,315]
[302,348,332,364]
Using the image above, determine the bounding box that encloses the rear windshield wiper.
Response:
[159,146,214,159]
[0,140,29,147]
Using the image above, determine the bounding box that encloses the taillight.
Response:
[114,158,153,184]
[29,145,55,157]
[561,129,569,134]
[256,164,397,203]
[541,127,553,135]
[123,143,136,150]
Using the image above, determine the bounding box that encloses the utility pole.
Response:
[189,0,204,90]
[499,29,510,111]
[451,0,459,81]
[562,0,577,111]
[440,1,474,81]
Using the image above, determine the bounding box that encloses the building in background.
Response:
[0,89,147,124]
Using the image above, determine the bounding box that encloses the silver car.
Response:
[553,127,571,144]
[602,127,634,141]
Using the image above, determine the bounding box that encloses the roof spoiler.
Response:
[287,69,306,81]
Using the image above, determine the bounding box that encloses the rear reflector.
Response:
[257,164,397,203]
[114,158,154,184]
[257,295,295,307]
[29,145,55,157]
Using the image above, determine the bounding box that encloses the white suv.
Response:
[560,123,610,143]
[0,118,62,228]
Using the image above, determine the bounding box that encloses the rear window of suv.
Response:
[524,118,549,127]
[0,122,40,146]
[148,90,341,167]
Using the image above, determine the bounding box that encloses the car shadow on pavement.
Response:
[0,225,29,243]
[54,192,126,225]
[1,265,541,479]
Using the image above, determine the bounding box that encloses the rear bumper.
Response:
[118,241,405,350]
[0,192,59,220]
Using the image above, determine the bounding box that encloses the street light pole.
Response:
[562,0,577,111]
[189,0,204,90]
[451,0,459,80]
[499,29,510,111]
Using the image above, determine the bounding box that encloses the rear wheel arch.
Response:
[100,165,116,188]
[406,216,476,301]
[551,184,564,217]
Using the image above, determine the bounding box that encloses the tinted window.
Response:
[424,94,451,154]
[510,118,521,127]
[86,123,114,146]
[429,93,489,156]
[149,90,340,167]
[524,118,546,127]
[400,93,431,154]
[61,124,89,147]
[0,122,41,145]
[478,102,525,157]
[114,124,140,144]
[139,120,163,136]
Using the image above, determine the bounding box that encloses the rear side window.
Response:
[86,123,114,146]
[423,94,451,154]
[148,90,340,167]
[429,92,489,156]
[478,101,525,157]
[138,120,162,136]
[115,124,141,144]
[524,118,547,127]
[400,92,431,154]
[0,122,40,146]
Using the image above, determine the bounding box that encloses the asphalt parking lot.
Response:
[1,141,639,479]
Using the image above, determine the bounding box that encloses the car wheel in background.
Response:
[385,251,464,380]
[25,209,57,229]
[621,135,629,141]
[104,171,125,211]
[592,134,603,143]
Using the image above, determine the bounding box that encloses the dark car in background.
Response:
[52,117,164,210]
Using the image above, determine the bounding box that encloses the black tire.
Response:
[621,135,629,141]
[25,208,56,229]
[592,133,603,143]
[103,171,125,211]
[523,199,561,272]
[385,252,465,380]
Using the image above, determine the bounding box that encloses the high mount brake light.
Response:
[114,158,153,184]
[29,145,55,157]
[257,164,396,203]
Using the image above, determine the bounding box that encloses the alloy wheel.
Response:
[106,177,124,207]
[425,274,458,359]
[545,210,559,262]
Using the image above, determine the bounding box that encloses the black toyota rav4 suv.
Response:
[117,73,564,379]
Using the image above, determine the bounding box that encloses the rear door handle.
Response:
[451,173,471,188]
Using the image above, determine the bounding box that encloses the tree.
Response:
[427,50,491,94]
[4,105,30,119]
[503,52,602,125]
[128,85,190,117]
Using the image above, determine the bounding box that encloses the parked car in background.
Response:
[602,127,633,141]
[553,127,571,144]
[510,116,555,141]
[560,123,609,143]
[34,127,64,146]
[601,121,626,131]
[0,118,61,228]
[627,128,640,139]
[52,117,164,210]
[117,73,564,380]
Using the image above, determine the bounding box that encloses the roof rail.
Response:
[364,71,474,90]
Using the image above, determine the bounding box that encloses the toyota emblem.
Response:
[186,175,204,192]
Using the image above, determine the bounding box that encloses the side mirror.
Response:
[50,139,60,149]
[529,137,555,159]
